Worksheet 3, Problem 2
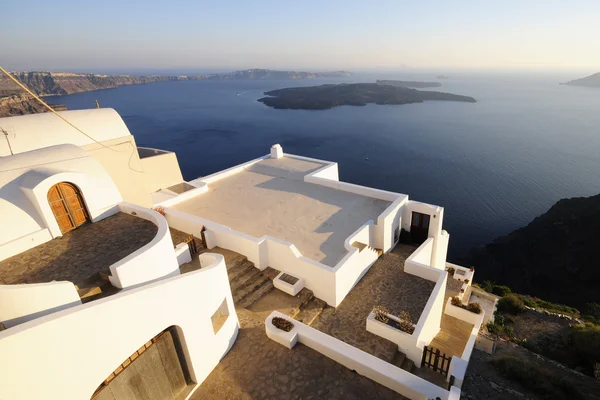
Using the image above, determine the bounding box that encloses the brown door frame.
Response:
[48,182,90,233]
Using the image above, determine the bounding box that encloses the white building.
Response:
[0,109,490,400]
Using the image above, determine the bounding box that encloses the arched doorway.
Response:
[47,182,89,233]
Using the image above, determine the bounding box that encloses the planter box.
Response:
[273,272,304,296]
[444,298,483,325]
[366,311,422,365]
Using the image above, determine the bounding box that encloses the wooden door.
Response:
[410,211,430,245]
[47,182,89,233]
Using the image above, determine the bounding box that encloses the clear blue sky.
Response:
[2,0,599,72]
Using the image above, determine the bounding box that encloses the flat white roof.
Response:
[173,157,391,266]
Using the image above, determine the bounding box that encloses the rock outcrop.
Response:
[468,193,600,309]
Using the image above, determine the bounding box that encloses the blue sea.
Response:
[48,71,600,259]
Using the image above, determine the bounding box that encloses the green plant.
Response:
[272,317,294,332]
[486,321,501,335]
[447,266,456,275]
[491,285,512,297]
[585,303,600,320]
[498,294,526,314]
[467,302,482,314]
[568,323,600,366]
[490,356,583,400]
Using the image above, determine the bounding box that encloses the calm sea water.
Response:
[48,71,600,259]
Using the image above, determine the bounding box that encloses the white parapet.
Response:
[270,144,283,159]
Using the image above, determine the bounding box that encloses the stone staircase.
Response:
[198,247,329,326]
[391,350,415,373]
[75,270,119,303]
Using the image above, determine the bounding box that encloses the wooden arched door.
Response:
[47,182,89,233]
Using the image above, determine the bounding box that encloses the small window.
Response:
[211,298,229,334]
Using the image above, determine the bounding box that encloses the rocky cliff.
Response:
[468,193,600,309]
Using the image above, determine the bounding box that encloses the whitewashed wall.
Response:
[0,253,238,400]
[0,282,81,329]
[266,311,452,400]
[108,203,180,289]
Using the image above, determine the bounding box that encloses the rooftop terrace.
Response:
[173,156,391,266]
[0,213,157,286]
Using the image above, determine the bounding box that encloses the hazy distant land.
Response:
[562,72,600,87]
[376,79,442,88]
[258,83,476,110]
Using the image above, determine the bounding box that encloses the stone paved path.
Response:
[310,244,435,362]
[0,213,157,284]
[192,309,407,400]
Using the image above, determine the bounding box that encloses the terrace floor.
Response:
[0,213,157,285]
[192,309,407,400]
[310,244,435,362]
[172,156,391,266]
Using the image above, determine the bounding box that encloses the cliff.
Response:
[0,72,186,97]
[258,83,476,110]
[468,193,600,309]
[562,72,600,87]
[0,94,66,118]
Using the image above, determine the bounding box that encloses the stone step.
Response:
[391,350,415,373]
[237,279,275,309]
[294,296,327,326]
[230,265,263,293]
[288,288,316,319]
[401,357,415,373]
[227,259,255,282]
[233,274,270,304]
[262,267,280,280]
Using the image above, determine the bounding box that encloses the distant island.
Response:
[0,69,352,117]
[257,83,476,110]
[376,80,442,88]
[437,75,450,79]
[562,72,600,87]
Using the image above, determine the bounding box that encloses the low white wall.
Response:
[445,300,485,389]
[402,238,447,360]
[108,203,180,289]
[266,311,451,400]
[266,239,337,305]
[0,229,52,262]
[432,230,449,270]
[0,282,81,329]
[366,312,422,365]
[174,243,192,266]
[404,238,437,270]
[444,298,483,326]
[413,271,447,353]
[0,253,238,400]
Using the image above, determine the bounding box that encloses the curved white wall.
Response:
[0,253,238,400]
[108,203,180,289]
